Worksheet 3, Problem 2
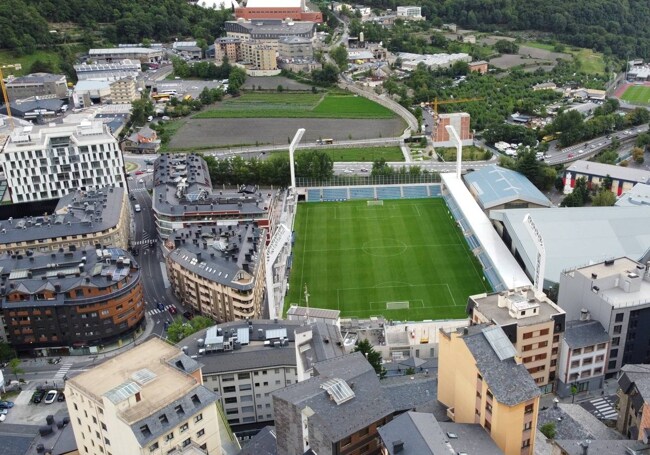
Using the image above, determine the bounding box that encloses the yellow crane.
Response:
[421,96,485,116]
[0,67,14,129]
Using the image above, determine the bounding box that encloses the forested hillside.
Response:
[359,0,650,59]
[0,0,231,54]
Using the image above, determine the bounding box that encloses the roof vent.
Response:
[392,440,404,453]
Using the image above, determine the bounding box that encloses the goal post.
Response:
[367,200,384,206]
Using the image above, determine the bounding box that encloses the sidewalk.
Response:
[540,378,620,409]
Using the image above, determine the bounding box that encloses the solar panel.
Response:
[131,368,157,385]
[321,378,355,405]
[237,328,250,345]
[265,328,287,340]
[482,325,517,361]
[8,269,29,280]
[104,381,141,404]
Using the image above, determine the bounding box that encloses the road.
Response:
[332,159,494,175]
[544,124,649,165]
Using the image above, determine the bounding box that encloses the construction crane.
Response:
[0,67,14,129]
[420,97,484,116]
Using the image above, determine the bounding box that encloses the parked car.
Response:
[168,306,178,315]
[135,170,145,176]
[183,311,194,320]
[0,401,14,409]
[0,413,5,422]
[0,408,8,415]
[44,390,58,404]
[32,389,46,404]
[57,392,65,402]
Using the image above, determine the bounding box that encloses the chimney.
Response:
[196,252,202,262]
[580,309,590,321]
[392,440,404,453]
[580,440,590,455]
[553,397,559,409]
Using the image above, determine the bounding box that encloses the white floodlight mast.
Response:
[289,128,306,190]
[524,213,546,293]
[445,125,462,179]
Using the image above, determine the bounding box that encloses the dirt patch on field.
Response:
[168,117,406,149]
[489,45,570,71]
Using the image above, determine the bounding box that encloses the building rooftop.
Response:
[619,364,650,403]
[68,337,217,447]
[273,352,394,442]
[2,120,116,153]
[244,0,301,7]
[152,153,273,220]
[89,47,161,55]
[464,164,552,210]
[166,222,264,291]
[490,206,650,284]
[226,20,316,37]
[379,374,438,413]
[286,305,340,321]
[238,426,277,455]
[553,439,649,455]
[0,246,138,309]
[397,52,470,67]
[616,183,650,207]
[295,322,346,371]
[278,35,312,44]
[460,324,541,406]
[468,286,564,327]
[567,160,650,184]
[0,186,125,244]
[0,98,66,117]
[563,320,609,348]
[74,80,110,91]
[6,73,66,85]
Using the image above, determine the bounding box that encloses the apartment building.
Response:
[65,337,222,455]
[617,364,650,440]
[0,186,130,255]
[109,77,139,104]
[240,41,277,71]
[214,37,242,64]
[1,247,143,355]
[278,36,314,59]
[225,20,316,50]
[467,287,566,393]
[165,223,266,322]
[5,73,68,101]
[438,324,541,455]
[558,257,650,376]
[556,319,609,398]
[273,352,395,455]
[152,154,275,239]
[432,112,473,147]
[0,120,126,203]
[178,319,344,429]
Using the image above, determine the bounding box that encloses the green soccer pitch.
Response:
[284,199,491,321]
[621,85,650,105]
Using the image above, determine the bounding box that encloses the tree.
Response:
[30,59,55,74]
[228,66,247,94]
[330,44,349,71]
[633,146,645,164]
[540,422,557,439]
[494,39,519,54]
[166,316,215,343]
[371,158,393,177]
[129,99,154,127]
[295,150,334,179]
[561,177,589,207]
[404,367,416,375]
[354,338,386,378]
[592,189,616,206]
[8,358,23,381]
[0,342,15,362]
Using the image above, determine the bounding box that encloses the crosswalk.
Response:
[54,362,73,381]
[132,238,157,246]
[130,187,148,193]
[587,396,618,420]
[147,304,174,316]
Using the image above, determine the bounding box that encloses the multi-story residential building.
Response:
[109,77,139,103]
[0,186,131,255]
[225,20,316,50]
[432,112,473,147]
[616,364,650,440]
[65,337,222,455]
[558,257,650,376]
[0,120,126,203]
[214,37,242,64]
[396,6,423,19]
[178,319,344,429]
[438,324,541,455]
[273,352,395,455]
[74,60,142,82]
[467,287,566,392]
[89,47,163,64]
[277,36,314,60]
[165,223,266,322]
[564,160,650,196]
[5,73,68,101]
[240,41,277,71]
[234,0,322,22]
[152,154,275,239]
[0,246,143,355]
[556,318,609,398]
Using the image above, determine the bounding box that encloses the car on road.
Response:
[135,170,145,175]
[144,160,154,165]
[32,389,46,404]
[183,311,194,320]
[168,306,178,315]
[157,302,165,311]
[568,153,575,158]
[129,194,136,201]
[0,401,14,409]
[360,168,368,172]
[44,390,58,404]
[134,204,141,213]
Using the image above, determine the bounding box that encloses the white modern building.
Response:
[0,120,126,203]
[396,6,423,19]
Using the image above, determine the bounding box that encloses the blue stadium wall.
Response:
[305,184,442,201]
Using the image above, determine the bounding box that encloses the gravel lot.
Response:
[169,117,406,149]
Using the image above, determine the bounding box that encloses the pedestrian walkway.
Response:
[130,187,148,193]
[132,238,157,246]
[581,395,619,420]
[53,362,73,381]
[147,305,174,316]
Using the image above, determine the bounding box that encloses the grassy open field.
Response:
[285,199,490,321]
[194,92,395,119]
[621,85,650,105]
[522,42,606,74]
[0,50,62,76]
[282,147,404,162]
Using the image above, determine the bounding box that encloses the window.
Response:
[158,414,169,425]
[485,403,492,414]
[615,313,624,322]
[165,432,174,442]
[571,360,580,368]
[612,337,620,346]
[175,405,185,416]
[197,429,205,438]
[191,394,200,405]
[522,439,531,448]
[525,404,534,414]
[195,413,203,423]
[584,346,594,353]
[523,344,533,352]
[538,341,548,348]
[572,348,581,355]
[239,384,252,391]
[611,348,619,358]
[226,409,238,415]
[182,438,191,448]
[101,422,107,431]
[104,438,110,446]
[613,325,622,334]
[523,422,532,430]
[180,423,189,433]
[341,436,352,447]
[238,373,250,379]
[223,386,236,393]
[225,397,237,404]
[540,328,549,336]
[597,343,607,350]
[523,332,533,339]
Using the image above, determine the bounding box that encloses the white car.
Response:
[44,390,57,404]
[0,413,5,422]
[134,204,142,213]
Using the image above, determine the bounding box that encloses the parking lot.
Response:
[3,383,68,425]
